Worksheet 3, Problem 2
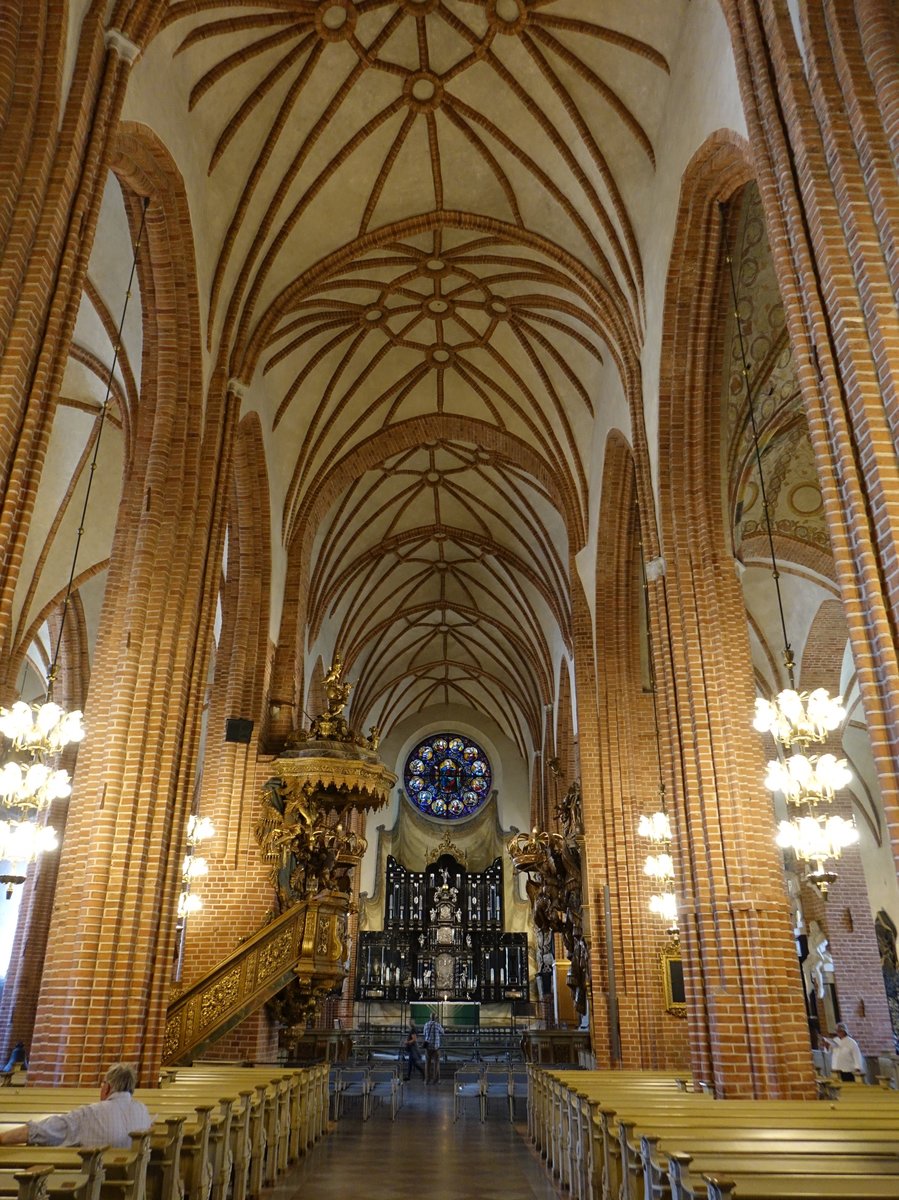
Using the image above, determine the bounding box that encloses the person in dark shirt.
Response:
[403,1025,425,1081]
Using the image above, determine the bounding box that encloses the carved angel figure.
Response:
[322,653,353,716]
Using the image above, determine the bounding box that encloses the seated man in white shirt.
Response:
[827,1022,866,1082]
[0,1062,152,1148]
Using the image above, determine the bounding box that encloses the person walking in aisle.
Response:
[422,1010,445,1084]
[403,1024,425,1081]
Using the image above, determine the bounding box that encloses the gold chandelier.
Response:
[0,200,150,884]
[177,814,216,918]
[724,223,856,896]
[636,520,678,931]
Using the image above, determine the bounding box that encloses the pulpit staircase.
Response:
[162,893,349,1064]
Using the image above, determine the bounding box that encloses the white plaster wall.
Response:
[636,0,748,520]
[575,0,748,650]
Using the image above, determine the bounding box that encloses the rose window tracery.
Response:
[404,733,492,820]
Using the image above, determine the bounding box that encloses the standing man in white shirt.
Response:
[828,1022,866,1082]
[422,1011,445,1084]
[0,1063,152,1147]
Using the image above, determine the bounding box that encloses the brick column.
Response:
[179,415,274,992]
[722,0,899,873]
[592,439,689,1071]
[653,549,814,1097]
[655,133,814,1098]
[0,5,165,681]
[26,140,238,1081]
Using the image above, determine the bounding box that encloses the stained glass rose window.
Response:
[404,734,492,820]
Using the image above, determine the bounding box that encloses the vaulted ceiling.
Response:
[30,1,697,752]
[155,0,687,750]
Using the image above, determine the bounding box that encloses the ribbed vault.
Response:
[13,1,697,749]
[161,0,686,355]
[141,0,688,749]
[307,437,569,751]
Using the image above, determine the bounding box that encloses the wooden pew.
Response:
[0,1064,327,1200]
[666,1150,899,1200]
[529,1068,688,1173]
[619,1110,899,1200]
[702,1172,899,1198]
[532,1075,897,1200]
[0,1095,208,1200]
[0,1167,66,1200]
[158,1064,328,1192]
[528,1068,702,1200]
[0,1149,105,1200]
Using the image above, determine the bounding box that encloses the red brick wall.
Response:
[722,0,899,883]
[654,136,815,1098]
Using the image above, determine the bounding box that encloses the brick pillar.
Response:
[652,550,814,1098]
[591,438,689,1071]
[180,417,274,992]
[26,145,238,1082]
[0,6,162,678]
[722,0,899,873]
[655,133,814,1098]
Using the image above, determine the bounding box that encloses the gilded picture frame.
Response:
[660,936,687,1017]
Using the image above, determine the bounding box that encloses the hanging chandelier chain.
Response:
[637,511,666,812]
[720,202,855,895]
[720,204,794,689]
[46,197,150,701]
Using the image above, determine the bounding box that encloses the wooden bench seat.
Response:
[0,1150,105,1200]
[0,1065,327,1200]
[0,1166,85,1200]
[527,1064,899,1200]
[665,1150,899,1200]
[617,1116,899,1200]
[0,1144,141,1200]
[702,1171,899,1199]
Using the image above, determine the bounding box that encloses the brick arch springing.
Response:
[0,1,169,674]
[655,131,814,1097]
[28,123,234,1085]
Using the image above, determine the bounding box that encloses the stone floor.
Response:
[274,1076,562,1199]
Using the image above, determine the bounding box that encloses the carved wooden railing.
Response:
[163,894,349,1064]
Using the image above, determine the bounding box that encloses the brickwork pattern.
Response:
[1,0,897,1105]
[591,433,689,1070]
[27,125,236,1086]
[722,0,899,883]
[797,598,893,1054]
[655,134,815,1098]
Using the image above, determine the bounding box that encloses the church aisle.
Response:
[274,1076,562,1199]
